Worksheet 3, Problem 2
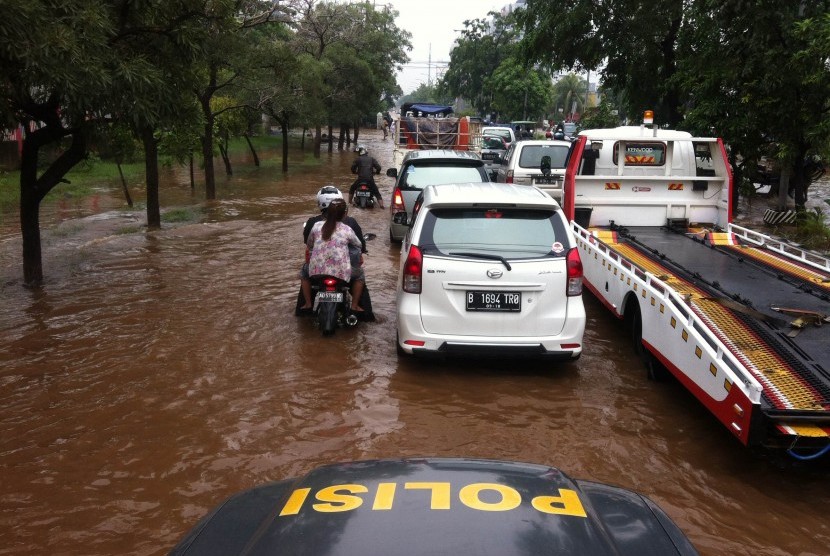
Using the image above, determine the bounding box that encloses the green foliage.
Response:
[793,208,830,251]
[580,100,623,130]
[439,12,521,117]
[487,58,552,121]
[399,83,454,106]
[550,74,588,121]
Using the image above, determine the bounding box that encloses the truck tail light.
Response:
[402,245,423,293]
[566,248,583,296]
[506,169,514,183]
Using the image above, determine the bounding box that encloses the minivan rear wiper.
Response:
[449,252,512,271]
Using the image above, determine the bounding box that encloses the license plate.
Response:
[533,176,559,185]
[466,291,521,312]
[481,153,496,160]
[316,291,343,303]
[356,190,371,197]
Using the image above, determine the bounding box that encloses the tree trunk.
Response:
[19,120,86,286]
[281,120,290,173]
[301,127,306,150]
[140,126,161,229]
[201,116,216,200]
[116,162,133,207]
[244,132,260,166]
[189,154,195,190]
[777,167,791,211]
[219,140,232,176]
[314,125,322,157]
[327,124,334,153]
[353,123,359,145]
[338,126,346,151]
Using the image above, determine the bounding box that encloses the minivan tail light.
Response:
[391,187,405,213]
[403,245,423,293]
[566,248,583,296]
[506,169,514,183]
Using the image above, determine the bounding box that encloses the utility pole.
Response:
[428,43,432,86]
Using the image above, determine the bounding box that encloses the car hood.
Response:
[169,458,698,556]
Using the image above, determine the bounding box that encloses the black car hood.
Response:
[169,458,698,556]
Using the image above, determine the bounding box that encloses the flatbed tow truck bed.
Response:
[581,223,830,449]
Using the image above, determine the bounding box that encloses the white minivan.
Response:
[396,182,586,360]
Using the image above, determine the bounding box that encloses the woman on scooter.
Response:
[300,199,364,312]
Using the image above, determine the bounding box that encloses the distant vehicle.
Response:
[386,149,489,243]
[481,126,516,148]
[479,135,508,178]
[169,458,700,555]
[396,182,585,359]
[493,139,572,205]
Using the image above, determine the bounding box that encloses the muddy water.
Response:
[1,132,828,556]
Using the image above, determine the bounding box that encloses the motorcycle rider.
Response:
[299,186,366,312]
[349,146,385,208]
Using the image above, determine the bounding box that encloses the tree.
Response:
[486,58,552,121]
[550,73,588,122]
[517,0,685,126]
[0,0,208,285]
[676,0,830,209]
[440,12,520,117]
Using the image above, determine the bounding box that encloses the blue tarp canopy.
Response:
[401,103,454,116]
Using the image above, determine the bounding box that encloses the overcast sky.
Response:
[382,0,507,94]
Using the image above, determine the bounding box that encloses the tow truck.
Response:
[562,112,830,459]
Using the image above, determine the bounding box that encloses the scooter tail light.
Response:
[402,245,423,294]
[566,247,583,296]
[323,277,338,291]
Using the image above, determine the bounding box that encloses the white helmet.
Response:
[357,145,367,156]
[317,185,343,211]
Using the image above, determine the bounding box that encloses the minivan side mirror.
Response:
[386,168,397,178]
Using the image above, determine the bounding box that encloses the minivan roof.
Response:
[401,149,483,164]
[421,182,560,209]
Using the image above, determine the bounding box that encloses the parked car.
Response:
[479,135,508,178]
[396,182,585,359]
[387,149,489,243]
[481,125,516,148]
[493,139,572,203]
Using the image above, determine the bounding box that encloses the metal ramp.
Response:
[597,226,830,442]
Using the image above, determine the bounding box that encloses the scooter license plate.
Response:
[317,291,344,303]
[356,190,371,197]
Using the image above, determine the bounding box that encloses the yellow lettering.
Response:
[404,482,451,509]
[313,484,368,513]
[459,483,521,512]
[372,482,396,510]
[279,488,311,516]
[531,489,587,517]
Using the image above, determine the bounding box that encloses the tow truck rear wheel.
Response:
[626,302,669,382]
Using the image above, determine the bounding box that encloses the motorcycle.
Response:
[309,275,357,336]
[295,233,376,335]
[353,181,375,209]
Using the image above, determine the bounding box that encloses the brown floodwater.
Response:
[1,131,828,556]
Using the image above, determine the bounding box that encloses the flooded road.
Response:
[1,132,828,555]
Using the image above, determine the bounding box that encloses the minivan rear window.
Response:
[518,145,569,169]
[401,164,488,189]
[419,208,569,259]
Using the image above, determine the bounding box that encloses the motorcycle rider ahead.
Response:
[299,186,367,313]
[349,146,385,208]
